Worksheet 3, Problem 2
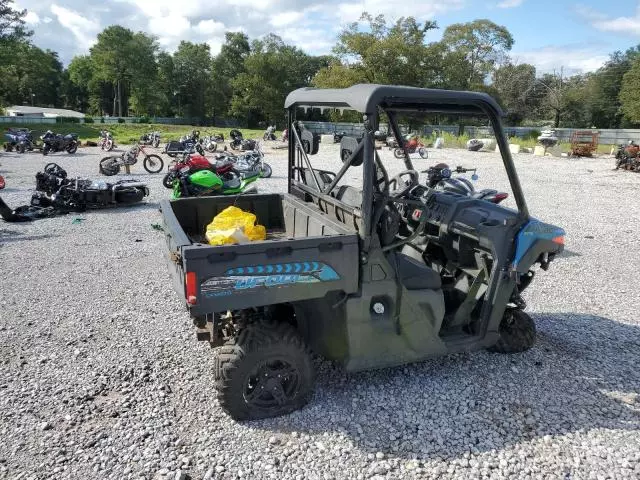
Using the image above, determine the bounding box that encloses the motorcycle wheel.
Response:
[17,144,26,154]
[99,157,121,176]
[393,148,404,159]
[207,143,218,153]
[115,188,145,204]
[105,140,114,151]
[143,154,164,174]
[67,143,78,154]
[162,173,175,189]
[418,147,428,159]
[42,145,50,156]
[230,142,238,150]
[260,163,273,178]
[196,144,205,156]
[153,139,160,148]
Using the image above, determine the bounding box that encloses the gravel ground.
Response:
[1,142,639,480]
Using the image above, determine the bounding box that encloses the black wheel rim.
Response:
[243,358,300,409]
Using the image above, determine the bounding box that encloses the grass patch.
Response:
[1,122,266,145]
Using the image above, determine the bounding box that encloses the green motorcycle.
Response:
[171,169,259,199]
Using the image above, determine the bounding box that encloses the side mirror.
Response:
[471,173,479,181]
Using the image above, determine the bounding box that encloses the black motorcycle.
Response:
[164,130,204,157]
[229,129,257,151]
[41,130,79,155]
[423,164,508,204]
[140,131,161,148]
[34,163,148,210]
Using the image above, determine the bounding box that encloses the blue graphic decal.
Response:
[512,220,565,268]
[203,262,340,296]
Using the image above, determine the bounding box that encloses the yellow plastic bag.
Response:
[205,206,266,246]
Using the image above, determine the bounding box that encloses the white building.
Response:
[5,106,85,118]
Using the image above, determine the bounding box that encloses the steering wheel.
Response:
[388,170,420,199]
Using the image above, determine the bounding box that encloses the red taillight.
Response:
[185,272,197,305]
[552,236,565,245]
[491,193,509,203]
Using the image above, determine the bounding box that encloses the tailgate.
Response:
[160,200,191,297]
[183,235,360,316]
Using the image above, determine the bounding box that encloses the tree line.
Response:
[1,0,639,129]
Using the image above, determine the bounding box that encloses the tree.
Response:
[230,34,327,126]
[172,41,212,120]
[440,19,514,90]
[211,32,251,119]
[66,55,94,112]
[492,63,537,124]
[0,0,31,44]
[90,26,158,116]
[586,47,640,128]
[314,13,439,89]
[620,56,640,125]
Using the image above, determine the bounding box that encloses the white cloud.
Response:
[579,3,640,36]
[197,19,226,36]
[24,11,40,24]
[512,46,608,75]
[43,16,53,24]
[497,0,523,8]
[336,0,464,22]
[270,11,304,28]
[50,4,100,49]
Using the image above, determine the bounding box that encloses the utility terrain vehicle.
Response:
[160,85,565,420]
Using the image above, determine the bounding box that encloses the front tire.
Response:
[488,309,536,354]
[393,148,404,159]
[418,147,428,159]
[214,322,315,421]
[67,143,78,154]
[99,157,121,176]
[162,173,175,189]
[42,145,50,156]
[260,162,272,178]
[143,154,164,173]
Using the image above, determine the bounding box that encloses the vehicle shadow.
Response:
[0,228,60,243]
[252,312,640,460]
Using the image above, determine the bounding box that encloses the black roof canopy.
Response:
[284,84,505,117]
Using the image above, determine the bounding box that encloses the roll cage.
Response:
[285,84,529,250]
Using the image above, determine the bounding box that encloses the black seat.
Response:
[334,185,362,208]
[391,252,442,290]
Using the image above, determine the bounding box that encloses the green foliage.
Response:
[0,0,31,43]
[492,63,537,125]
[84,116,94,124]
[137,115,151,124]
[620,56,640,125]
[440,19,514,90]
[118,118,125,123]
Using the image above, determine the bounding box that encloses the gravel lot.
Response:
[1,142,639,480]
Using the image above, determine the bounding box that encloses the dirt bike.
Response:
[394,139,428,159]
[98,130,115,151]
[99,144,164,176]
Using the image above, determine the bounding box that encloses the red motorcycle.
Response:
[163,154,238,189]
[0,175,5,190]
[393,137,428,159]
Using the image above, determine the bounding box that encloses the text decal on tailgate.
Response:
[200,262,340,297]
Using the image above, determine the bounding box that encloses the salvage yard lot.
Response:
[1,144,640,479]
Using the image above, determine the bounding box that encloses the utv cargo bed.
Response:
[160,194,360,316]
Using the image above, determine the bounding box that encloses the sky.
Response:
[14,0,640,75]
